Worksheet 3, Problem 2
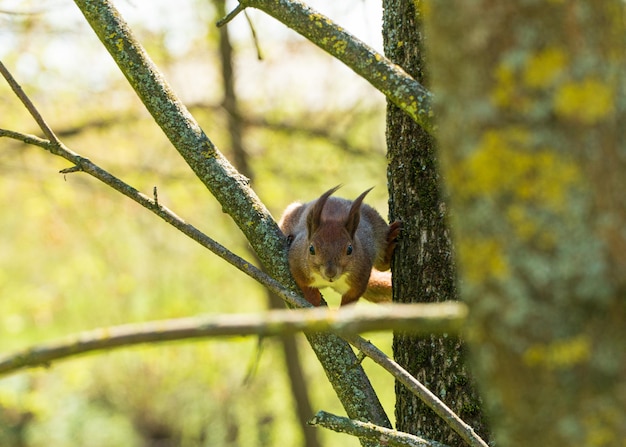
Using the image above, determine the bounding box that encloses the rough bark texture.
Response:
[423,1,626,445]
[383,1,488,445]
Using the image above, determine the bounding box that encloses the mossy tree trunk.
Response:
[383,1,488,445]
[423,1,626,445]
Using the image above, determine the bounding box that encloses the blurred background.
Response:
[0,0,394,445]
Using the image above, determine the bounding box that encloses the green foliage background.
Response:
[0,1,394,445]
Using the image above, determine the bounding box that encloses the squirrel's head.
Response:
[305,186,372,282]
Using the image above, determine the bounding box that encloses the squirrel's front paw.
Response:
[388,220,402,244]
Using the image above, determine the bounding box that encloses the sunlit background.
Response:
[0,0,394,445]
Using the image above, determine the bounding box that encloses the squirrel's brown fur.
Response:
[278,186,400,306]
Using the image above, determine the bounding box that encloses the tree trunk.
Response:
[383,0,488,445]
[423,1,626,445]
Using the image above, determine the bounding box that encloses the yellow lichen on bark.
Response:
[584,406,623,447]
[523,47,568,88]
[523,335,591,370]
[492,50,615,125]
[491,63,527,111]
[458,238,509,284]
[554,77,615,124]
[506,205,555,248]
[454,127,581,209]
[449,126,583,283]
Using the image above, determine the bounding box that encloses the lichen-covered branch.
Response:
[309,411,449,447]
[233,0,435,133]
[0,303,466,377]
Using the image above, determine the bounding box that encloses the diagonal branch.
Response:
[0,303,467,377]
[226,0,435,134]
[72,0,287,277]
[0,127,306,310]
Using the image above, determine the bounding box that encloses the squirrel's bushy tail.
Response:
[361,269,393,303]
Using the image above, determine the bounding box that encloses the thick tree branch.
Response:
[72,1,284,278]
[0,303,466,377]
[226,0,434,134]
[309,411,449,447]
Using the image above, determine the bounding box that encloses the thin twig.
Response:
[243,10,263,60]
[0,127,307,310]
[309,411,450,447]
[216,2,246,27]
[0,60,60,144]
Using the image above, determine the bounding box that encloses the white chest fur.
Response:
[309,272,351,295]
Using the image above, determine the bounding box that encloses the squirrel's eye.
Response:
[346,244,353,255]
[309,244,316,255]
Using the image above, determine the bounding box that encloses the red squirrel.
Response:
[278,186,401,306]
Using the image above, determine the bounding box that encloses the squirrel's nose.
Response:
[324,264,338,281]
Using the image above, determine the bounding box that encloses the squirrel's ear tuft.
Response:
[345,187,373,237]
[307,185,341,236]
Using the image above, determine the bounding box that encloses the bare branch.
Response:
[230,0,435,134]
[243,10,264,60]
[309,411,449,447]
[0,304,466,377]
